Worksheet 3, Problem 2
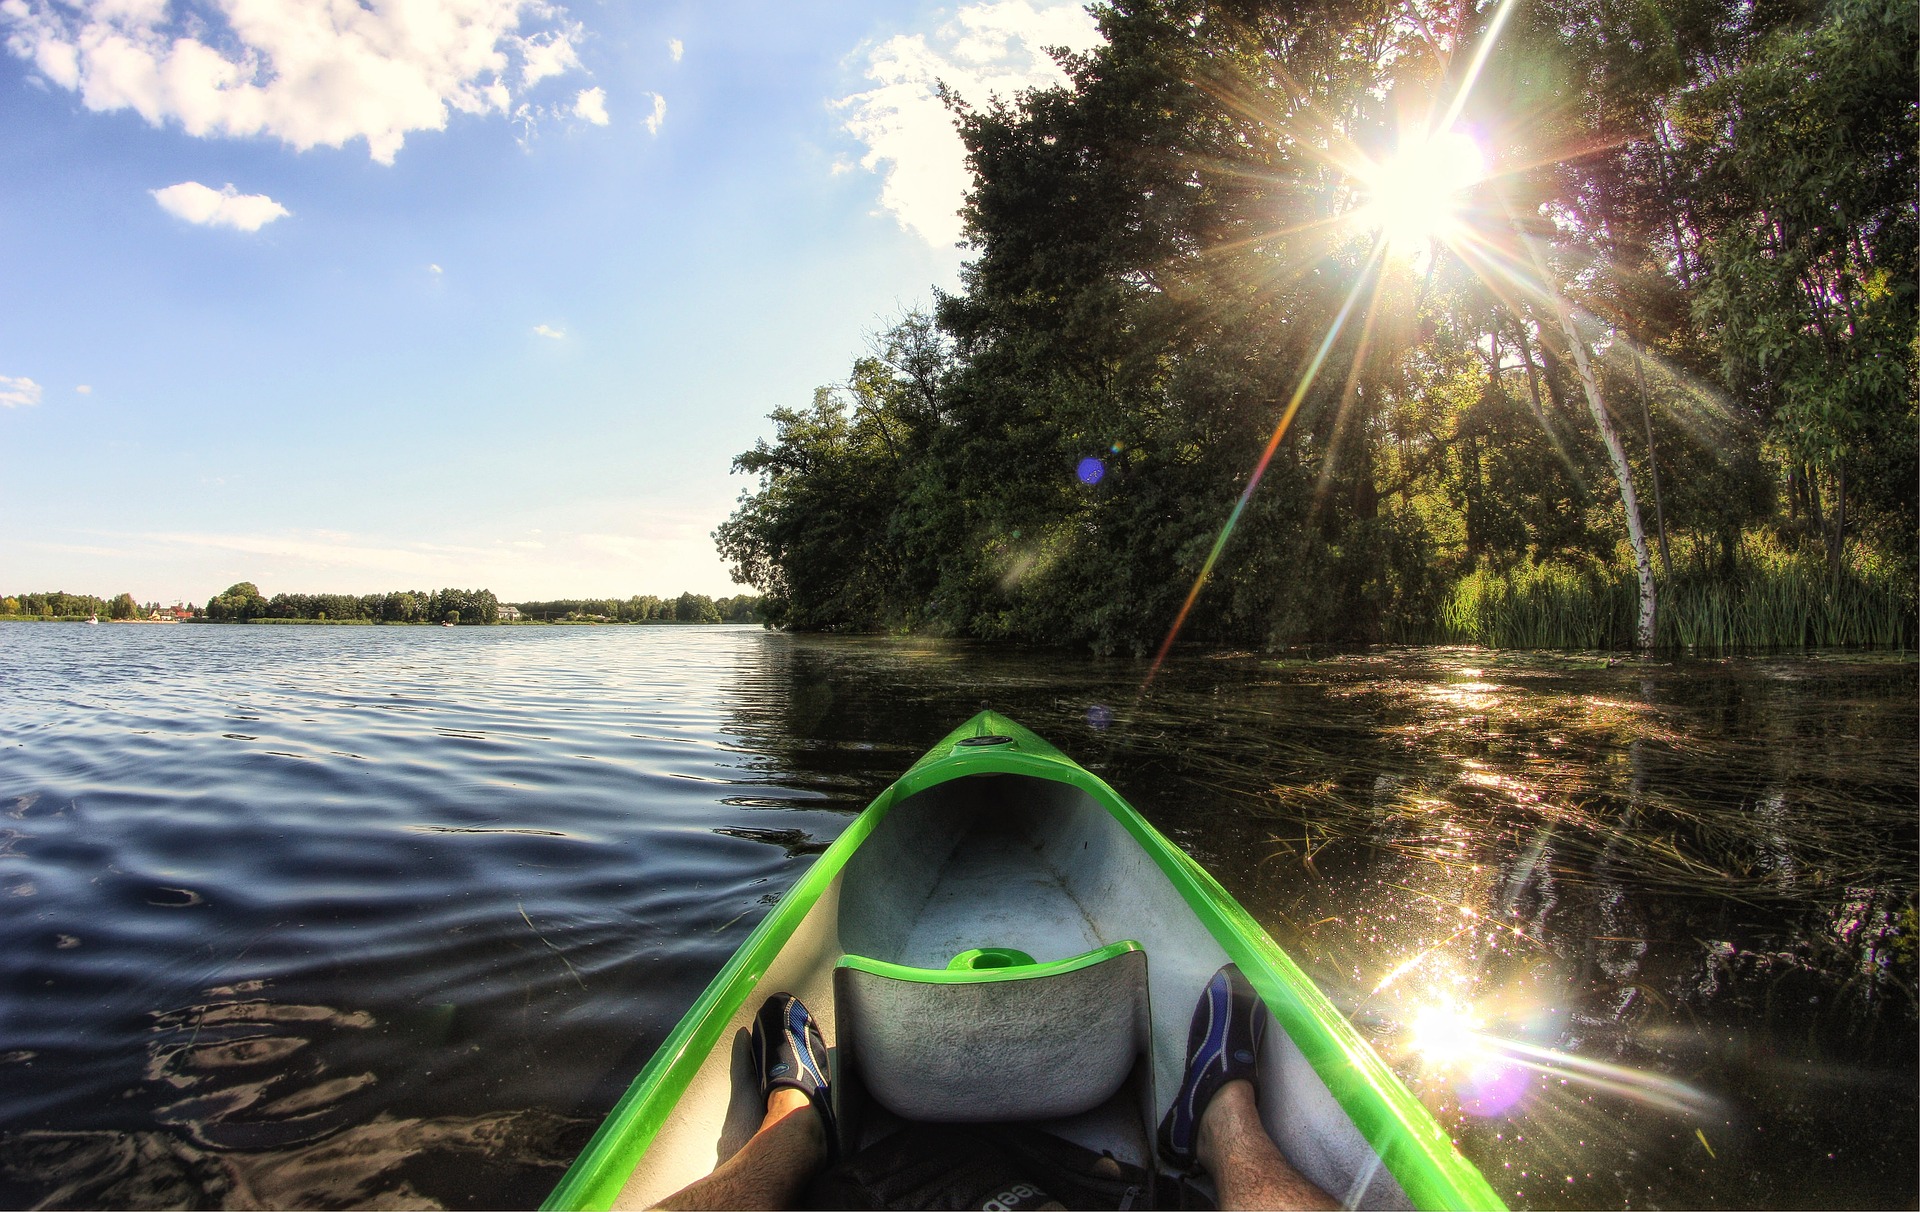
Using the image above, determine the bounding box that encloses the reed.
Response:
[1437,534,1917,652]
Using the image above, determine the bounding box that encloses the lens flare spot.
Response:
[1457,1057,1529,1117]
[1076,456,1105,485]
[1086,704,1112,731]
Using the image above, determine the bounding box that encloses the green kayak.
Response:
[545,711,1501,1210]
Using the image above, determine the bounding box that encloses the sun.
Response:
[1353,129,1487,255]
[1409,1001,1485,1068]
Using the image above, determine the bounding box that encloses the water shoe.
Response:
[1158,963,1266,1169]
[751,993,836,1144]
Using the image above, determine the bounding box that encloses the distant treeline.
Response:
[197,583,763,625]
[4,583,766,626]
[2,591,155,619]
[203,583,499,624]
[511,594,761,623]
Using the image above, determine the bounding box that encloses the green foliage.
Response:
[2,590,126,620]
[1441,535,1917,650]
[716,0,1914,652]
[507,594,758,623]
[200,585,498,624]
[204,582,267,621]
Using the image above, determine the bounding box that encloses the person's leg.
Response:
[1196,1078,1338,1211]
[653,1086,826,1211]
[653,993,834,1210]
[1160,965,1340,1211]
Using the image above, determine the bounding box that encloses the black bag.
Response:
[802,1123,1211,1211]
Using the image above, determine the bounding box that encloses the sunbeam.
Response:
[1144,244,1386,688]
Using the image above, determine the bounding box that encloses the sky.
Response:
[0,0,1105,604]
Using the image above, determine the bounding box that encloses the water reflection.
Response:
[6,1109,580,1208]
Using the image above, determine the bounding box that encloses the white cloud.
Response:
[518,26,581,87]
[836,0,1103,246]
[667,37,683,62]
[642,90,665,135]
[151,181,289,231]
[0,375,43,408]
[533,323,565,339]
[1,0,592,164]
[75,384,92,395]
[428,263,443,274]
[573,85,608,125]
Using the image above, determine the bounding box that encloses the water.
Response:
[0,623,1912,1209]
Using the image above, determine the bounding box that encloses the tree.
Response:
[674,592,722,623]
[205,582,267,621]
[1688,0,1917,573]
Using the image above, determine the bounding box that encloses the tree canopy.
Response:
[718,0,1915,652]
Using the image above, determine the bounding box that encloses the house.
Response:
[498,605,522,621]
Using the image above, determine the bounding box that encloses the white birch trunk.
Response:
[1519,234,1659,648]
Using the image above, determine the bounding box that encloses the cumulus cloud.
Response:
[667,37,683,62]
[836,0,1103,246]
[0,0,592,164]
[573,85,608,125]
[152,181,289,231]
[642,90,665,135]
[0,375,42,408]
[533,323,565,339]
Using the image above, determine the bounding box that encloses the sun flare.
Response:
[1354,129,1486,255]
[1409,1002,1485,1067]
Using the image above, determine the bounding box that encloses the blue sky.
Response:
[0,0,1102,604]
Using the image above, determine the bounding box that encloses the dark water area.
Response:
[0,622,1912,1210]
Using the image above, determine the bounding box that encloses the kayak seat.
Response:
[833,939,1149,1123]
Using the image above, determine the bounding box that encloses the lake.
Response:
[0,623,1912,1208]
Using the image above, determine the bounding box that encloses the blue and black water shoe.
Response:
[1157,963,1267,1169]
[751,993,836,1144]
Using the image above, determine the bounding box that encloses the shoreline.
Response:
[0,616,765,627]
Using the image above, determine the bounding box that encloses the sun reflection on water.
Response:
[1388,978,1721,1125]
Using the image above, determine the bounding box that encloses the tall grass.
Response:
[1439,534,1917,651]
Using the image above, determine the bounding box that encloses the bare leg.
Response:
[653,1088,825,1210]
[1196,1079,1339,1211]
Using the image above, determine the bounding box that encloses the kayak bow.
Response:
[546,711,1501,1211]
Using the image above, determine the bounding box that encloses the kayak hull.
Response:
[546,712,1501,1211]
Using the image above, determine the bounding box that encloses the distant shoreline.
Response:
[0,616,766,626]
